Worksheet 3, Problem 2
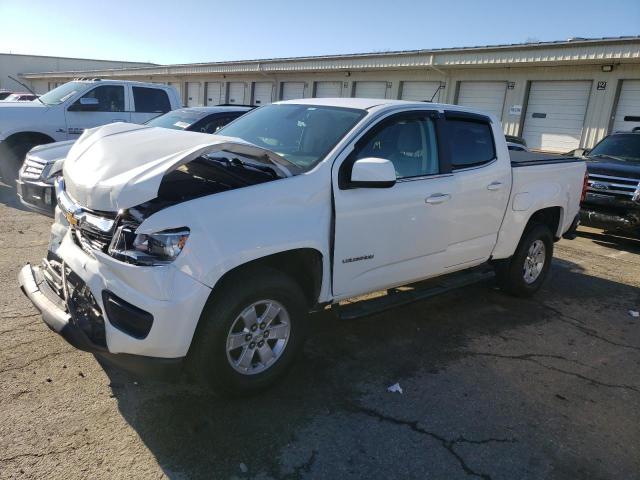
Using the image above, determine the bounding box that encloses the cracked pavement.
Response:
[1,182,639,479]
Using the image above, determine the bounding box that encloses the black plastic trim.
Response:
[102,291,154,339]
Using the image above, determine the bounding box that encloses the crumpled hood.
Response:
[63,122,295,211]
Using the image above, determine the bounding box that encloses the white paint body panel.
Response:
[52,99,585,358]
[522,81,592,152]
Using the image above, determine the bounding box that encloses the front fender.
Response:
[135,172,334,302]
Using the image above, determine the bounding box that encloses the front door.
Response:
[65,84,131,139]
[332,112,455,298]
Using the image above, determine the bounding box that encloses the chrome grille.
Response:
[21,156,48,180]
[587,173,640,199]
[72,225,113,256]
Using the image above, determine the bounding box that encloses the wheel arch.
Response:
[209,248,325,311]
[3,131,56,150]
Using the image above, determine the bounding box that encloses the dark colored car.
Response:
[578,131,640,233]
[17,106,252,216]
[0,91,13,100]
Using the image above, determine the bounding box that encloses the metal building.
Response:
[18,37,640,152]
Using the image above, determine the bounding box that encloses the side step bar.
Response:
[336,265,495,320]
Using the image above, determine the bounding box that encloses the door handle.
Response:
[487,182,503,191]
[425,193,451,205]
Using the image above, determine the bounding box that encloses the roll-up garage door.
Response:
[228,82,246,104]
[253,82,273,105]
[314,81,342,98]
[612,80,640,132]
[522,81,592,152]
[206,82,223,105]
[354,81,387,99]
[281,82,305,100]
[457,81,507,120]
[400,81,442,102]
[186,82,201,107]
[169,82,183,105]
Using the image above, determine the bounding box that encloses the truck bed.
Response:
[509,150,584,167]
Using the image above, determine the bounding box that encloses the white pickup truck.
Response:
[18,98,586,394]
[0,79,181,182]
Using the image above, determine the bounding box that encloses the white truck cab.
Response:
[18,98,586,395]
[0,79,181,182]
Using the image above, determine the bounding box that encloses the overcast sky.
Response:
[0,0,638,64]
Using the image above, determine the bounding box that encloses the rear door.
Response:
[65,84,131,138]
[443,111,511,266]
[130,86,172,124]
[332,110,455,298]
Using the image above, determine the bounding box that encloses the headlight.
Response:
[108,226,190,266]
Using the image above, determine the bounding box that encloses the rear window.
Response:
[133,87,171,113]
[445,119,496,169]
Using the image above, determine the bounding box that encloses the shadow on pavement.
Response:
[101,257,640,480]
[576,227,640,253]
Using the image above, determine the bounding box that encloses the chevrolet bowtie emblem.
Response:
[65,211,78,226]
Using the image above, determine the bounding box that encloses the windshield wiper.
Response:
[205,155,278,177]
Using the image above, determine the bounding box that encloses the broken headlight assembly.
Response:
[108,226,190,266]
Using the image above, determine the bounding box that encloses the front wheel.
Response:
[494,223,554,297]
[188,267,308,396]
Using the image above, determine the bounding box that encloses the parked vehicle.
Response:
[16,106,252,216]
[18,98,586,394]
[1,92,39,102]
[505,135,529,152]
[0,79,181,184]
[576,131,640,233]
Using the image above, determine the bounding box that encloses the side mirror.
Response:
[349,157,396,188]
[69,97,99,111]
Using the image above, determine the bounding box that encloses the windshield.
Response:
[588,134,640,163]
[39,82,85,106]
[145,110,203,130]
[217,104,367,170]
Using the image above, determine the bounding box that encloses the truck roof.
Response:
[276,97,498,118]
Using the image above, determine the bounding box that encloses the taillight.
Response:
[580,171,589,203]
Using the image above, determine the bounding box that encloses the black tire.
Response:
[494,223,554,297]
[188,267,308,396]
[0,140,36,187]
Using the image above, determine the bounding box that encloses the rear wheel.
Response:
[188,267,308,396]
[495,223,554,297]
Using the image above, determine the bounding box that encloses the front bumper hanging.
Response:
[17,262,183,378]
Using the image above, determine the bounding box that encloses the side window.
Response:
[353,116,439,179]
[132,87,171,113]
[75,85,125,112]
[445,119,495,169]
